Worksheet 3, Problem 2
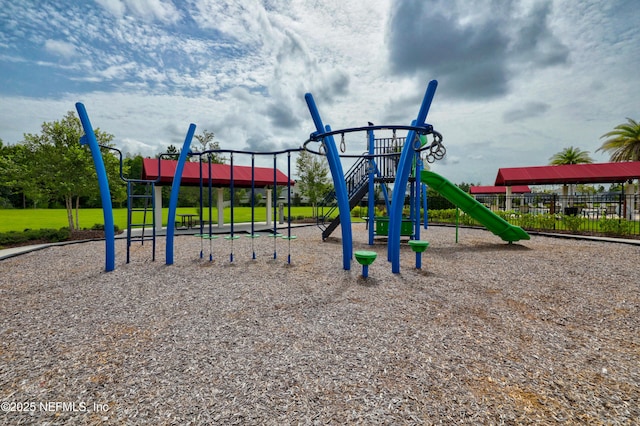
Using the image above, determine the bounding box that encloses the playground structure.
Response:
[77,108,301,270]
[76,79,529,274]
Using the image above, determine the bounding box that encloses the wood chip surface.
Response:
[1,224,638,424]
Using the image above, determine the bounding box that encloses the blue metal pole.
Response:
[415,156,422,269]
[305,93,352,270]
[251,154,256,260]
[287,151,292,264]
[208,156,213,261]
[368,127,375,246]
[423,184,429,230]
[273,154,277,259]
[75,103,116,272]
[199,158,204,259]
[389,80,438,273]
[165,123,197,265]
[126,180,132,264]
[230,152,235,263]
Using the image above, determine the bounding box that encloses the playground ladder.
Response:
[126,180,156,263]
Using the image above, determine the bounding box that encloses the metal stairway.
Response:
[317,136,411,240]
[126,180,156,263]
[318,156,370,240]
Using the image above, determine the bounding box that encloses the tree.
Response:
[597,118,640,162]
[0,140,17,207]
[163,144,180,160]
[22,111,120,231]
[548,146,593,210]
[549,146,593,165]
[576,184,597,195]
[0,141,40,208]
[456,182,479,193]
[193,129,226,164]
[295,150,331,218]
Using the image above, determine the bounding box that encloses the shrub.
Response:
[90,223,120,232]
[538,214,557,230]
[0,227,71,247]
[427,209,457,222]
[561,214,584,232]
[459,212,477,226]
[518,213,538,230]
[599,218,632,236]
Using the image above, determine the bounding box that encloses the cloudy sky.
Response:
[1,0,638,184]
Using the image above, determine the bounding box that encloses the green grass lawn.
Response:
[0,207,340,233]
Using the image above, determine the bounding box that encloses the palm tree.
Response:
[548,147,593,212]
[598,118,640,219]
[597,118,640,162]
[549,146,593,165]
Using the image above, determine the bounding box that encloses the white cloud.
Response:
[97,0,180,23]
[95,0,126,18]
[44,39,77,58]
[1,0,638,186]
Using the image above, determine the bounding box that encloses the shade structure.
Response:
[495,162,640,186]
[142,158,294,188]
[470,185,531,194]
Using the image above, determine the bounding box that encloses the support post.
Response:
[154,185,163,231]
[414,155,422,240]
[266,188,272,225]
[423,184,429,230]
[217,188,224,227]
[626,182,635,220]
[368,127,375,245]
[505,186,513,211]
[165,123,197,265]
[305,93,353,270]
[388,80,438,274]
[75,103,115,272]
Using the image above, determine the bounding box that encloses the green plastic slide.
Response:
[421,170,530,242]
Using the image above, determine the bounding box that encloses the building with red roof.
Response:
[142,158,294,187]
[141,158,295,229]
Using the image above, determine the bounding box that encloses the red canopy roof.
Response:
[470,185,531,194]
[495,161,640,186]
[142,159,294,188]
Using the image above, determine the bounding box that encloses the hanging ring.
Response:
[340,133,346,153]
[413,133,422,150]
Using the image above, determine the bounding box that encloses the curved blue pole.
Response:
[165,123,197,265]
[75,102,115,272]
[305,93,352,270]
[389,80,438,273]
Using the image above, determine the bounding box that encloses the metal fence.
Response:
[427,193,640,238]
